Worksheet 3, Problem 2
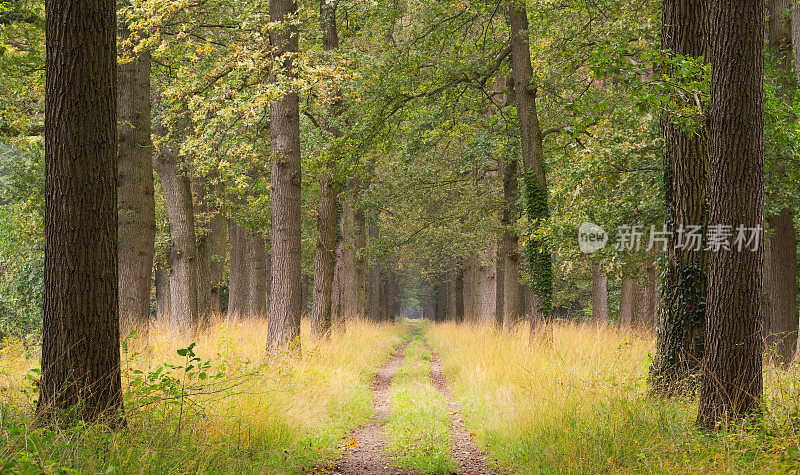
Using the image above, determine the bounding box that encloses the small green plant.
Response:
[124,342,225,434]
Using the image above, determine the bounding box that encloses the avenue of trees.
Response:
[1,0,798,429]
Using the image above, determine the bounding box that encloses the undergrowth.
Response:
[0,318,403,474]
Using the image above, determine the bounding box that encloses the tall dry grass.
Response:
[426,321,800,474]
[0,317,404,474]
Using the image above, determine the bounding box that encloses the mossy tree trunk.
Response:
[651,0,709,395]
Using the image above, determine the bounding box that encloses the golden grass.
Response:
[426,321,800,474]
[0,317,404,474]
[4,319,800,473]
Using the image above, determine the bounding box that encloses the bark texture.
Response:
[333,198,359,320]
[385,272,397,321]
[197,231,212,327]
[367,219,383,321]
[763,0,798,364]
[38,0,123,424]
[509,5,552,325]
[154,128,198,335]
[354,208,367,318]
[208,212,227,314]
[651,0,709,394]
[636,262,659,329]
[310,0,342,336]
[794,0,800,82]
[267,0,302,350]
[501,154,520,331]
[619,277,636,327]
[697,0,764,427]
[311,173,339,336]
[246,229,269,319]
[591,263,608,323]
[764,208,797,363]
[227,221,248,319]
[155,259,171,324]
[463,248,496,323]
[117,36,155,339]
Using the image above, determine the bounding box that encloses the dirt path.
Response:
[329,339,416,475]
[424,339,503,475]
[317,330,503,475]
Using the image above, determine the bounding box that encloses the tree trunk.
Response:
[385,271,397,321]
[591,263,608,323]
[267,0,302,351]
[335,198,359,320]
[495,243,504,327]
[794,0,800,83]
[197,232,212,328]
[117,33,155,340]
[500,151,520,331]
[763,0,798,364]
[38,0,123,424]
[651,0,710,395]
[463,254,477,322]
[509,5,552,325]
[367,219,382,321]
[619,278,636,327]
[447,273,458,322]
[311,174,338,336]
[155,259,171,325]
[475,246,497,323]
[455,271,464,323]
[154,130,199,335]
[437,282,447,322]
[227,221,248,319]
[697,0,764,428]
[246,229,268,319]
[209,212,227,314]
[636,262,659,330]
[354,208,367,319]
[764,207,797,364]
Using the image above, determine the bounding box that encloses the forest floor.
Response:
[3,320,800,473]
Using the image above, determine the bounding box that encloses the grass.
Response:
[384,328,457,474]
[4,319,800,474]
[0,317,404,474]
[425,321,800,474]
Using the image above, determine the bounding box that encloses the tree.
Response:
[499,135,520,330]
[227,221,249,319]
[763,207,797,363]
[154,119,199,335]
[498,74,520,331]
[591,262,608,323]
[696,0,764,428]
[310,0,342,338]
[37,0,123,424]
[266,0,302,351]
[246,229,268,318]
[650,0,709,394]
[619,277,636,326]
[762,0,798,364]
[508,4,552,328]
[117,23,155,341]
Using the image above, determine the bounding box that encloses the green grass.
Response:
[384,330,457,474]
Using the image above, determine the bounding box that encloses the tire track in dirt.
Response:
[328,338,417,475]
[423,339,504,475]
